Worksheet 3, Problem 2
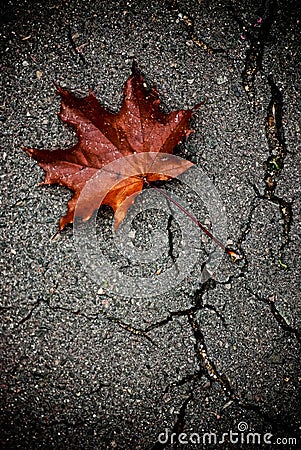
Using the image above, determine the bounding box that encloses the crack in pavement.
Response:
[168,0,226,54]
[163,370,206,395]
[144,278,226,335]
[262,76,293,262]
[228,0,275,108]
[244,79,293,265]
[149,299,298,448]
[187,307,298,434]
[217,192,298,342]
[202,303,228,328]
[235,194,259,272]
[146,270,300,440]
[167,215,177,264]
[104,315,155,345]
[246,287,301,342]
[66,23,86,65]
[15,298,43,328]
[186,311,236,397]
[229,0,293,262]
[151,391,193,450]
[7,245,299,443]
[13,299,155,345]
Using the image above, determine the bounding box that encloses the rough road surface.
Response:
[0,0,300,449]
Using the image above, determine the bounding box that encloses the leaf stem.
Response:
[148,182,241,262]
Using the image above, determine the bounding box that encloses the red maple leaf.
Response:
[23,64,198,230]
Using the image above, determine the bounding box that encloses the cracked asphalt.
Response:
[0,0,300,449]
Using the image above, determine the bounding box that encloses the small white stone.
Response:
[216,75,228,85]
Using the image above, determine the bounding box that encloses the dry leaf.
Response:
[23,63,199,229]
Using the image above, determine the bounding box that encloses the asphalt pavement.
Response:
[0,0,300,449]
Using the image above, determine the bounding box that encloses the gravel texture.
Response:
[0,0,300,449]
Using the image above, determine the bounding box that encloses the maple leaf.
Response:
[23,64,198,230]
